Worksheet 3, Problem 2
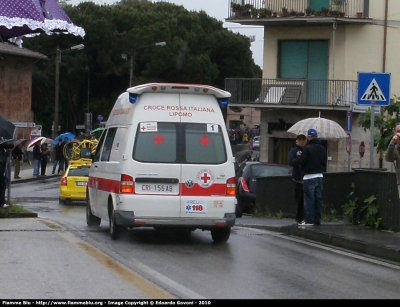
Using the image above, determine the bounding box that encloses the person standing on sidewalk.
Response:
[385,123,400,194]
[248,137,254,153]
[289,134,307,223]
[62,137,69,171]
[32,141,41,177]
[242,132,249,144]
[296,129,327,226]
[0,150,7,208]
[40,143,50,176]
[12,142,23,179]
[52,139,64,175]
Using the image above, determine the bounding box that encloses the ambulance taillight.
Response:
[120,174,134,193]
[226,177,236,196]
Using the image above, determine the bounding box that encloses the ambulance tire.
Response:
[109,205,121,240]
[86,195,101,226]
[211,227,231,243]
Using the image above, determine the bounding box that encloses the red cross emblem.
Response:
[199,135,210,146]
[153,134,165,145]
[201,172,211,183]
[196,169,214,188]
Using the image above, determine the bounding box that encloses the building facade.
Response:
[0,43,47,139]
[225,0,397,172]
[226,104,261,131]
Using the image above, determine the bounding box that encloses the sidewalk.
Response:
[236,216,400,263]
[10,161,60,184]
[5,161,400,264]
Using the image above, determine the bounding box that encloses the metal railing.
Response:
[225,78,357,107]
[228,0,367,19]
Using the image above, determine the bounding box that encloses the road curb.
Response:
[11,174,59,184]
[0,212,38,218]
[237,223,400,264]
[284,225,400,263]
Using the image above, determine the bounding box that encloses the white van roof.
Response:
[106,83,231,127]
[127,83,231,98]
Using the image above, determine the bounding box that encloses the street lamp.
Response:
[85,63,90,113]
[85,63,91,136]
[129,41,166,87]
[54,44,84,139]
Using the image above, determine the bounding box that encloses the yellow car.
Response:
[59,158,91,205]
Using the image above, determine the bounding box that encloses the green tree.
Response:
[22,0,261,137]
[358,96,400,154]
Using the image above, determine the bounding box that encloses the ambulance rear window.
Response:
[133,122,227,164]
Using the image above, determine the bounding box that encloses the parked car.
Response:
[59,158,92,205]
[235,161,292,217]
[252,136,260,150]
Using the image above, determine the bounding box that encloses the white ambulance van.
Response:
[86,83,237,243]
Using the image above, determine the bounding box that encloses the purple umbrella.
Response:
[0,0,85,42]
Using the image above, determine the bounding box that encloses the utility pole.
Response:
[54,46,60,140]
[53,44,84,139]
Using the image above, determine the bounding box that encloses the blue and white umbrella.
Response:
[54,132,75,144]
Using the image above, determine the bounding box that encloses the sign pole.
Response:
[357,72,391,169]
[346,132,351,171]
[359,141,365,168]
[370,102,375,168]
[347,153,351,171]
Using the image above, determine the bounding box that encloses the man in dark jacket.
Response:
[0,139,14,207]
[52,139,64,174]
[12,143,23,179]
[0,148,7,208]
[40,143,50,176]
[32,141,41,177]
[62,137,69,171]
[385,123,400,186]
[297,128,327,226]
[289,134,307,223]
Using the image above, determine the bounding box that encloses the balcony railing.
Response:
[228,0,368,19]
[225,78,357,107]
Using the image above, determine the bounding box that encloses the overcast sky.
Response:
[68,0,264,67]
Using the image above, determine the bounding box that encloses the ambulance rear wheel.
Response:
[211,227,231,243]
[86,194,101,226]
[109,206,120,240]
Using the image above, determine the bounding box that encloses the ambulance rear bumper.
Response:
[114,210,236,229]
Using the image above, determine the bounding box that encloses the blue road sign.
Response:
[357,72,391,106]
[346,110,352,132]
[97,114,104,122]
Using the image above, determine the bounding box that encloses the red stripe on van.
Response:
[180,183,227,196]
[89,177,230,196]
[89,177,120,193]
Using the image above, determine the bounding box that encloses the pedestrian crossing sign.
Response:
[357,72,391,106]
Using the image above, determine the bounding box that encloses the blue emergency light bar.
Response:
[129,93,139,104]
[218,98,229,108]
